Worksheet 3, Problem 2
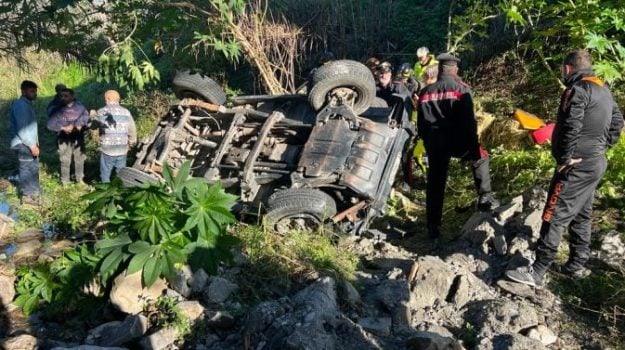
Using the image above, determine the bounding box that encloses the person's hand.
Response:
[557,158,582,173]
[89,109,97,117]
[76,125,82,132]
[30,145,40,157]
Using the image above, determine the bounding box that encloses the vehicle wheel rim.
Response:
[327,87,359,109]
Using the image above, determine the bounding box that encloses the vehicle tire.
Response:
[172,70,227,105]
[308,60,376,115]
[117,167,160,187]
[265,189,337,233]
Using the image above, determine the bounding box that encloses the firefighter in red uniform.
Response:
[417,53,499,238]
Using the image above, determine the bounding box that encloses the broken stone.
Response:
[387,267,404,280]
[110,271,168,314]
[139,327,177,350]
[410,256,456,310]
[461,216,504,254]
[523,187,548,211]
[190,269,209,295]
[376,279,414,327]
[13,239,42,259]
[0,213,14,240]
[508,236,530,256]
[461,212,491,236]
[177,301,205,323]
[526,325,557,346]
[357,317,392,336]
[168,265,193,298]
[481,333,547,350]
[15,228,43,243]
[599,231,625,270]
[450,272,493,309]
[205,277,238,304]
[464,300,540,340]
[206,311,235,329]
[0,274,15,307]
[86,315,148,346]
[492,235,507,255]
[522,210,543,241]
[497,280,535,299]
[494,196,523,223]
[242,300,288,335]
[1,334,38,350]
[405,331,465,350]
[340,280,361,308]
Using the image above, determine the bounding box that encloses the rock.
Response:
[86,315,148,346]
[464,300,540,340]
[482,333,547,350]
[169,265,193,298]
[178,301,205,323]
[522,210,543,241]
[410,256,455,309]
[461,212,491,236]
[387,267,404,280]
[494,196,523,223]
[340,280,361,308]
[526,325,557,346]
[497,280,535,299]
[0,274,15,307]
[405,331,465,350]
[15,228,43,243]
[206,311,235,329]
[450,272,493,309]
[52,346,128,350]
[205,277,238,303]
[0,213,14,240]
[110,271,168,314]
[507,252,533,271]
[13,240,42,259]
[1,334,38,349]
[190,269,209,295]
[523,188,548,211]
[357,317,392,336]
[139,328,177,350]
[492,235,507,255]
[461,216,503,254]
[508,236,531,256]
[242,300,288,334]
[599,231,625,270]
[376,279,415,327]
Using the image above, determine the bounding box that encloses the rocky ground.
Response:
[1,188,624,350]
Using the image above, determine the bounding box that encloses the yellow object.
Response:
[514,109,546,130]
[582,76,605,87]
[413,138,427,171]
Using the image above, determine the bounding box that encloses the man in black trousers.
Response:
[507,50,624,287]
[417,53,499,239]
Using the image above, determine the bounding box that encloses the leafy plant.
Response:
[84,161,239,287]
[145,296,191,337]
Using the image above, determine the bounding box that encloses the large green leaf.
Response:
[95,234,132,255]
[142,253,164,287]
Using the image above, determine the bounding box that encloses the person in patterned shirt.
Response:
[91,90,137,183]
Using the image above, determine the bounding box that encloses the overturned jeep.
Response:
[119,60,413,234]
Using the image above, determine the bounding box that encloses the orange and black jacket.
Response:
[553,70,624,164]
[416,74,478,153]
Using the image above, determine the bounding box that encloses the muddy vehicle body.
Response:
[119,60,414,234]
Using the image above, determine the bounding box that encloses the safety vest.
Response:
[414,55,439,81]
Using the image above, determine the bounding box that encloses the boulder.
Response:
[0,213,14,241]
[190,269,209,295]
[599,231,625,270]
[464,300,540,340]
[110,271,168,314]
[526,325,557,346]
[205,277,238,304]
[410,256,456,309]
[449,272,493,309]
[177,301,205,323]
[86,315,148,346]
[522,210,543,241]
[13,240,42,259]
[168,265,193,298]
[15,228,43,243]
[1,334,38,350]
[206,311,235,329]
[340,280,361,308]
[405,331,465,350]
[461,215,503,254]
[376,279,415,327]
[0,274,15,307]
[139,328,177,350]
[494,196,523,224]
[357,317,392,336]
[481,333,547,350]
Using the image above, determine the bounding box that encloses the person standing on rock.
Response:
[10,80,41,205]
[506,50,624,287]
[417,53,499,239]
[90,90,137,183]
[47,88,90,185]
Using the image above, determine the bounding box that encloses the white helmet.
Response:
[416,46,430,59]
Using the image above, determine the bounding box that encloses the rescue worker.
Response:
[366,57,381,77]
[375,61,411,106]
[396,63,420,94]
[414,47,439,84]
[417,53,499,239]
[506,50,623,287]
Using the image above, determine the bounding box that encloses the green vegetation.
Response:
[145,296,191,338]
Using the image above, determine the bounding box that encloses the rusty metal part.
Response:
[332,200,367,223]
[180,98,225,113]
[241,111,284,201]
[203,113,246,181]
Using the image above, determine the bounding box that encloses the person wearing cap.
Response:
[414,47,438,84]
[47,83,67,118]
[90,90,137,183]
[417,52,499,239]
[365,57,381,77]
[395,63,420,95]
[375,61,411,106]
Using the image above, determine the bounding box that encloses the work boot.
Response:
[477,192,500,212]
[505,265,544,288]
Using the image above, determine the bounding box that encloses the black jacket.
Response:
[417,74,478,155]
[552,70,624,164]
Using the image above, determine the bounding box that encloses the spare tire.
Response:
[172,70,227,105]
[308,60,376,115]
[265,188,337,233]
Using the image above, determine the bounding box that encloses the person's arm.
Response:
[127,114,137,146]
[608,99,624,147]
[76,105,90,128]
[557,84,589,165]
[47,110,63,132]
